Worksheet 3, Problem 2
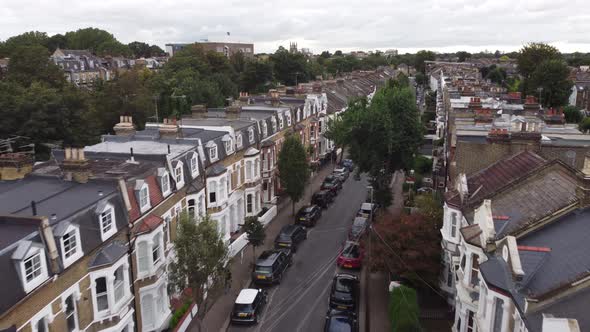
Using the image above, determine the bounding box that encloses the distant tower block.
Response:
[290,42,298,53]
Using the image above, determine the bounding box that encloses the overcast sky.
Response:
[2,0,590,54]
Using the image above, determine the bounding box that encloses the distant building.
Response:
[51,48,108,86]
[165,42,254,58]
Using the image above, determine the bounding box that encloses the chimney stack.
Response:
[113,115,136,136]
[225,100,242,120]
[312,83,322,93]
[239,92,250,105]
[0,152,34,180]
[191,105,207,118]
[62,147,91,183]
[159,118,179,139]
[269,89,280,107]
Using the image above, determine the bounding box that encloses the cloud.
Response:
[1,0,590,53]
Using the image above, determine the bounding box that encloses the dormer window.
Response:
[237,134,243,149]
[99,204,117,241]
[161,173,170,194]
[140,187,149,210]
[62,230,78,259]
[271,117,277,132]
[190,153,199,177]
[248,128,255,143]
[208,144,218,161]
[262,122,267,137]
[278,115,284,129]
[135,180,151,213]
[13,242,49,293]
[297,109,301,122]
[175,164,183,184]
[25,253,43,283]
[224,139,233,154]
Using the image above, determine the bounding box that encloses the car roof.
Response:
[335,273,358,280]
[256,250,281,266]
[280,224,299,235]
[236,289,259,304]
[314,190,328,195]
[353,216,367,225]
[334,167,346,172]
[301,206,315,212]
[361,203,374,210]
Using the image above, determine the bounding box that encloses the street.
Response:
[228,175,369,332]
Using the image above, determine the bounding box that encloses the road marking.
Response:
[295,282,331,332]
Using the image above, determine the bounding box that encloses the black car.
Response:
[333,167,350,182]
[323,175,343,190]
[295,205,322,226]
[252,249,292,285]
[274,224,307,252]
[324,309,357,332]
[230,288,267,324]
[312,190,335,208]
[321,182,339,195]
[329,273,359,312]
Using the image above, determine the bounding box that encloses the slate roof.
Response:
[133,214,164,236]
[525,286,590,332]
[445,151,547,208]
[460,224,482,247]
[88,241,127,269]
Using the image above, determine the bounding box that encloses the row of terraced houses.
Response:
[428,61,590,332]
[0,67,396,332]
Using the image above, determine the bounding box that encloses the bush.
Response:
[413,156,432,175]
[169,299,192,329]
[389,285,420,332]
[564,105,583,124]
[580,117,590,133]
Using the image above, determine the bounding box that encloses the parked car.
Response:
[230,288,267,325]
[348,217,368,240]
[274,224,307,252]
[295,205,322,227]
[324,309,358,332]
[333,167,350,181]
[323,175,343,190]
[337,241,364,269]
[417,187,434,194]
[252,249,292,285]
[321,181,340,195]
[357,202,377,220]
[341,159,354,172]
[329,273,359,312]
[423,177,433,187]
[312,190,335,208]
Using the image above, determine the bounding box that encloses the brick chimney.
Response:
[225,101,242,119]
[0,152,34,180]
[159,118,179,139]
[113,115,136,136]
[238,92,250,105]
[62,147,91,183]
[336,78,344,86]
[191,105,207,118]
[269,89,280,107]
[312,83,322,93]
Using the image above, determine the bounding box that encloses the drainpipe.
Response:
[126,222,139,332]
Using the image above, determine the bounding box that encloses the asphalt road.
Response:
[228,175,369,332]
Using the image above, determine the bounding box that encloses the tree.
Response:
[243,216,266,265]
[579,117,590,134]
[528,59,573,107]
[169,213,228,316]
[486,67,506,85]
[64,27,130,56]
[372,212,441,286]
[517,43,561,79]
[414,194,443,228]
[270,46,310,85]
[7,45,65,88]
[414,50,435,73]
[1,31,49,56]
[414,72,427,86]
[342,75,423,206]
[456,51,471,62]
[324,115,350,164]
[278,134,310,215]
[564,105,584,124]
[240,59,273,93]
[128,41,151,58]
[334,50,343,57]
[389,285,421,332]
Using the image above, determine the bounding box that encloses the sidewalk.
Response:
[189,163,337,332]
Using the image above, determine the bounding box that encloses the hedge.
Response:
[389,285,421,332]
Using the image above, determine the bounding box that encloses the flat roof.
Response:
[86,140,195,158]
[236,289,259,304]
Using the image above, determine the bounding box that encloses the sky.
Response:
[2,0,590,54]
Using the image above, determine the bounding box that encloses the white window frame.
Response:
[161,172,171,196]
[225,139,233,154]
[248,128,255,143]
[450,212,457,238]
[175,162,184,185]
[271,117,277,132]
[262,122,267,137]
[135,226,165,279]
[20,247,49,293]
[60,225,83,269]
[246,160,253,181]
[286,113,292,126]
[278,114,284,129]
[139,184,151,213]
[63,289,80,332]
[236,134,243,149]
[190,153,199,178]
[30,304,53,332]
[209,145,218,161]
[90,255,131,320]
[99,204,117,242]
[139,277,171,331]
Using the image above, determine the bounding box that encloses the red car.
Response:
[337,241,364,269]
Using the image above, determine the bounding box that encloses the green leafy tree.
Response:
[46,34,67,52]
[389,286,421,332]
[270,46,310,85]
[65,27,130,56]
[334,50,343,57]
[486,67,507,85]
[414,72,427,86]
[342,76,423,206]
[128,41,152,58]
[456,51,471,62]
[528,59,573,107]
[7,45,65,88]
[1,31,49,56]
[564,105,584,123]
[579,117,590,134]
[240,59,273,93]
[325,115,350,164]
[278,134,311,215]
[414,50,435,73]
[169,213,228,316]
[243,216,266,264]
[517,43,561,79]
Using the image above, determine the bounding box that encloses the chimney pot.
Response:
[191,105,208,118]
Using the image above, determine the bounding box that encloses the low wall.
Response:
[174,303,199,332]
[227,205,278,258]
[259,205,277,226]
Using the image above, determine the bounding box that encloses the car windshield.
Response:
[353,219,366,227]
[323,183,335,188]
[255,266,272,273]
[342,244,360,258]
[328,317,352,332]
[234,303,253,312]
[277,234,291,242]
[335,278,354,293]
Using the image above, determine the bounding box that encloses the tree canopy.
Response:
[527,59,573,107]
[278,134,310,214]
[169,213,228,314]
[243,216,266,263]
[414,50,436,73]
